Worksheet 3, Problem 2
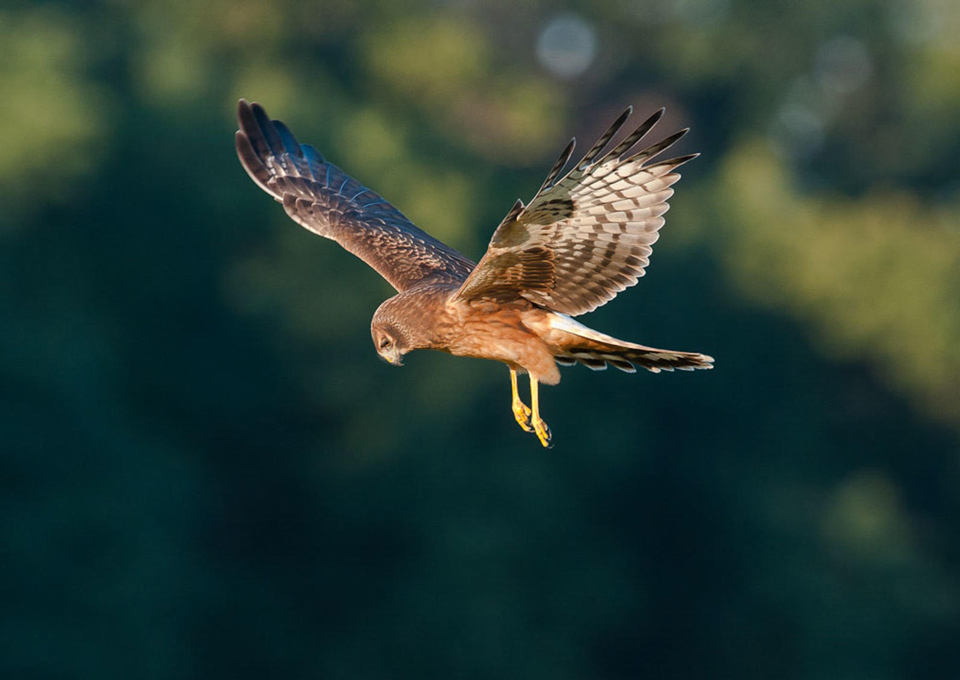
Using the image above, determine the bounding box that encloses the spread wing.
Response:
[236,99,475,292]
[454,107,696,316]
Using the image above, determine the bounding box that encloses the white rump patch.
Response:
[548,313,629,346]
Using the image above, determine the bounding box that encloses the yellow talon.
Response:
[513,402,534,432]
[532,416,552,448]
[510,368,534,432]
[529,375,553,449]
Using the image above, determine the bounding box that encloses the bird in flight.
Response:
[236,99,713,447]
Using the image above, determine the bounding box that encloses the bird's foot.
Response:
[532,416,553,449]
[512,400,534,433]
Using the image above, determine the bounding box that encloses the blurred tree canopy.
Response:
[1,1,958,679]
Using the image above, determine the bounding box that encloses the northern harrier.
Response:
[236,99,713,447]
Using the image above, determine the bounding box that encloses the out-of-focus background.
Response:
[2,0,959,678]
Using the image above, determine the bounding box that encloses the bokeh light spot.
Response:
[537,13,597,79]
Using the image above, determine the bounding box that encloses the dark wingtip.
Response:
[250,101,270,127]
[611,106,633,131]
[663,127,691,144]
[628,127,692,164]
[237,98,257,126]
[604,106,670,160]
[671,152,700,166]
[578,106,635,169]
[634,108,665,134]
[237,98,261,133]
[537,137,577,193]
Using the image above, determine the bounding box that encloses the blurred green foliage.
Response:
[1,1,958,679]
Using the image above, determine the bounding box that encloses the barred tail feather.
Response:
[561,345,714,373]
[548,313,714,374]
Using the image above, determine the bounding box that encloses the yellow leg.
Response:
[529,375,553,448]
[510,369,534,432]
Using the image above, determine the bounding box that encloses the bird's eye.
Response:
[380,337,391,349]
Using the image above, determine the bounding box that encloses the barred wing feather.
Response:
[455,107,696,316]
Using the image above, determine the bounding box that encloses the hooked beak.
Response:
[379,347,403,366]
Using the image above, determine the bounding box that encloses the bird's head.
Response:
[370,320,409,367]
[371,292,433,367]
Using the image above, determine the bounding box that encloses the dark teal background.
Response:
[2,1,959,678]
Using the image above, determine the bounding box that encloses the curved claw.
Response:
[512,402,534,432]
[533,416,553,448]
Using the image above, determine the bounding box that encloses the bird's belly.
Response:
[444,322,560,383]
[446,327,529,363]
[434,301,560,383]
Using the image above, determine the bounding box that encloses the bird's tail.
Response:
[548,314,714,374]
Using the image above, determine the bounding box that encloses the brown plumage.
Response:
[236,99,713,447]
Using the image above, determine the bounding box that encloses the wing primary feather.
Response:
[652,152,700,170]
[237,100,270,159]
[272,119,310,178]
[576,106,633,170]
[627,128,690,164]
[250,103,292,172]
[537,138,576,193]
[235,131,275,196]
[605,107,664,161]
